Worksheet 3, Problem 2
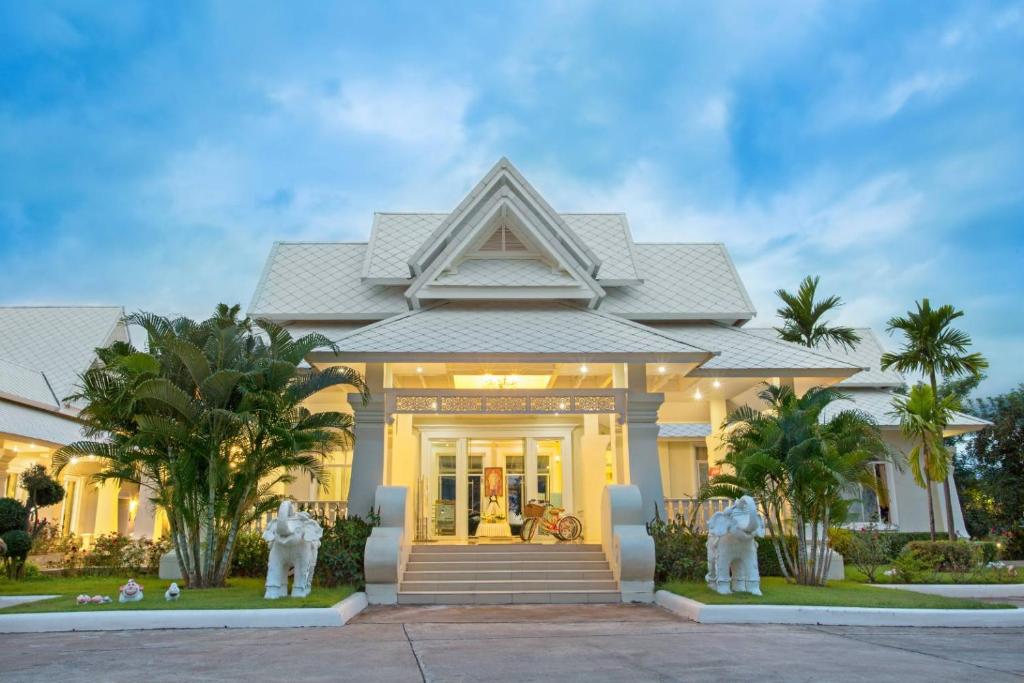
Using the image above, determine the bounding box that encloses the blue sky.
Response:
[1,1,1022,396]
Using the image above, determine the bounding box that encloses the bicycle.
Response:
[519,499,582,542]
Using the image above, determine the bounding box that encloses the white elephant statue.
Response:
[263,500,324,599]
[705,495,765,595]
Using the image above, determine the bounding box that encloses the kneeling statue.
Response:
[705,496,765,595]
[264,500,323,599]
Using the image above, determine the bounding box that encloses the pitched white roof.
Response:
[315,302,715,361]
[0,399,89,446]
[651,323,862,376]
[0,306,125,407]
[824,388,990,434]
[361,212,641,284]
[600,244,756,321]
[0,358,57,409]
[249,242,409,320]
[659,423,712,438]
[743,327,903,387]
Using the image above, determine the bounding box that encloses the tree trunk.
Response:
[923,449,936,541]
[930,370,957,541]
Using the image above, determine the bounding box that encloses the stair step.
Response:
[406,560,610,572]
[397,590,621,605]
[410,544,602,553]
[400,579,618,592]
[409,551,608,562]
[403,569,615,581]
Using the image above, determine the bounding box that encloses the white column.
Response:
[706,398,729,474]
[93,479,120,536]
[580,414,609,542]
[347,363,386,519]
[625,363,665,522]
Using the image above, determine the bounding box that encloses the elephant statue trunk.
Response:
[263,500,324,599]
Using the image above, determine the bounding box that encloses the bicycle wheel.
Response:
[520,517,538,542]
[555,515,582,542]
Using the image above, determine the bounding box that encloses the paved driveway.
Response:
[2,604,1023,682]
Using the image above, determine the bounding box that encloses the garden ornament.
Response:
[164,582,181,601]
[119,578,144,602]
[263,499,323,599]
[705,495,765,595]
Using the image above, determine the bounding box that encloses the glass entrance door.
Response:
[425,435,569,540]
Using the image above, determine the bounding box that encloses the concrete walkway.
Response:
[2,604,1023,682]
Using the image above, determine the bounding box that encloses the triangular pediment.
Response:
[405,159,605,308]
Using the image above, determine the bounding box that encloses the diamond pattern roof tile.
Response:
[823,388,989,430]
[0,306,124,406]
[651,323,860,373]
[742,327,904,387]
[249,242,409,319]
[601,243,756,320]
[324,302,714,358]
[0,399,88,445]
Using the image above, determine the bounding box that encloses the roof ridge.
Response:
[0,305,123,310]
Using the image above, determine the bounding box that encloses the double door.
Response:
[425,435,569,540]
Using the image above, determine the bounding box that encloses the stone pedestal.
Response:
[158,550,182,580]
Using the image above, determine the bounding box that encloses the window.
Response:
[695,446,709,490]
[536,455,550,502]
[438,454,457,501]
[846,463,892,525]
[506,455,525,522]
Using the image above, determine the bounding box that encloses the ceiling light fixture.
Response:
[713,379,721,389]
[415,366,423,374]
[657,365,666,374]
[579,364,589,374]
[693,388,703,401]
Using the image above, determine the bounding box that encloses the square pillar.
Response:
[625,363,665,522]
[347,363,386,520]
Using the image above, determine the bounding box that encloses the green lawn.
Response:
[0,575,354,614]
[662,577,1014,609]
[843,565,1024,584]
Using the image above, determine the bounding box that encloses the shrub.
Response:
[891,550,932,583]
[648,518,707,582]
[0,497,28,534]
[230,530,270,578]
[904,540,983,573]
[975,541,1000,565]
[757,536,798,578]
[2,529,33,578]
[843,528,895,583]
[315,512,378,589]
[59,533,171,575]
[20,465,64,535]
[30,521,62,554]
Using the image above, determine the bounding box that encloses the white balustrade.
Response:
[663,497,731,530]
[254,500,347,531]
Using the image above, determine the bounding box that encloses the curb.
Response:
[0,591,368,633]
[873,584,1024,598]
[654,590,1024,628]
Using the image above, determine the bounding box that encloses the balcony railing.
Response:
[664,497,731,530]
[253,500,348,531]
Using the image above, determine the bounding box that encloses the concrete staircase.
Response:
[398,543,620,605]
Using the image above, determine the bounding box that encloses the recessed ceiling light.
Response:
[713,379,721,388]
[415,366,423,374]
[579,364,589,374]
[657,366,666,374]
[693,389,703,400]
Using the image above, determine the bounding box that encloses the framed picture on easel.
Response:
[484,467,503,497]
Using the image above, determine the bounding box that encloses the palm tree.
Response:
[775,275,862,351]
[707,384,887,586]
[890,384,960,541]
[56,306,367,588]
[881,299,988,539]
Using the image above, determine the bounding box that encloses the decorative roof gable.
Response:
[404,159,608,308]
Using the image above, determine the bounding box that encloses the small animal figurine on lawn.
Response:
[76,594,91,605]
[164,582,181,601]
[76,594,112,605]
[119,578,144,603]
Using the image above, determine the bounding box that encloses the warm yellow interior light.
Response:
[452,374,551,389]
